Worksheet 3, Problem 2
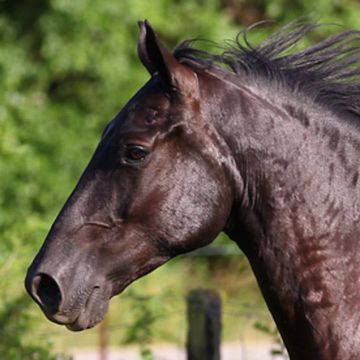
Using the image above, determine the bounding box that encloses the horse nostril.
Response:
[32,274,62,314]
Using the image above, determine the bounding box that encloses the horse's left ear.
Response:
[137,20,198,98]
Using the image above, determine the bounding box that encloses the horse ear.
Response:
[137,20,198,98]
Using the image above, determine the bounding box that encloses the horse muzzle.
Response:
[25,267,110,331]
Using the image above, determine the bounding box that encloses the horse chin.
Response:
[66,288,109,331]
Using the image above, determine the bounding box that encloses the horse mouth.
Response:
[65,287,108,331]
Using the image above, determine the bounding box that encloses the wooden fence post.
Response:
[186,289,222,360]
[99,315,108,360]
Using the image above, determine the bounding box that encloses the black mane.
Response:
[174,21,360,118]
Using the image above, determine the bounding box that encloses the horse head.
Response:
[25,21,234,330]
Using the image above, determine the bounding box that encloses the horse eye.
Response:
[123,144,150,164]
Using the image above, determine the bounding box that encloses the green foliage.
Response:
[1,0,360,357]
[0,295,72,360]
[123,291,157,359]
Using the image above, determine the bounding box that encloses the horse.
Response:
[25,20,360,360]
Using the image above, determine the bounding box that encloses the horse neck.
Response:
[200,71,360,360]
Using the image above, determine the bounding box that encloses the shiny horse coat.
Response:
[26,21,360,359]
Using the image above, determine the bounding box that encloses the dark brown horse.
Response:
[25,21,360,359]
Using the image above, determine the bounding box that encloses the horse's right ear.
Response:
[137,20,199,98]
